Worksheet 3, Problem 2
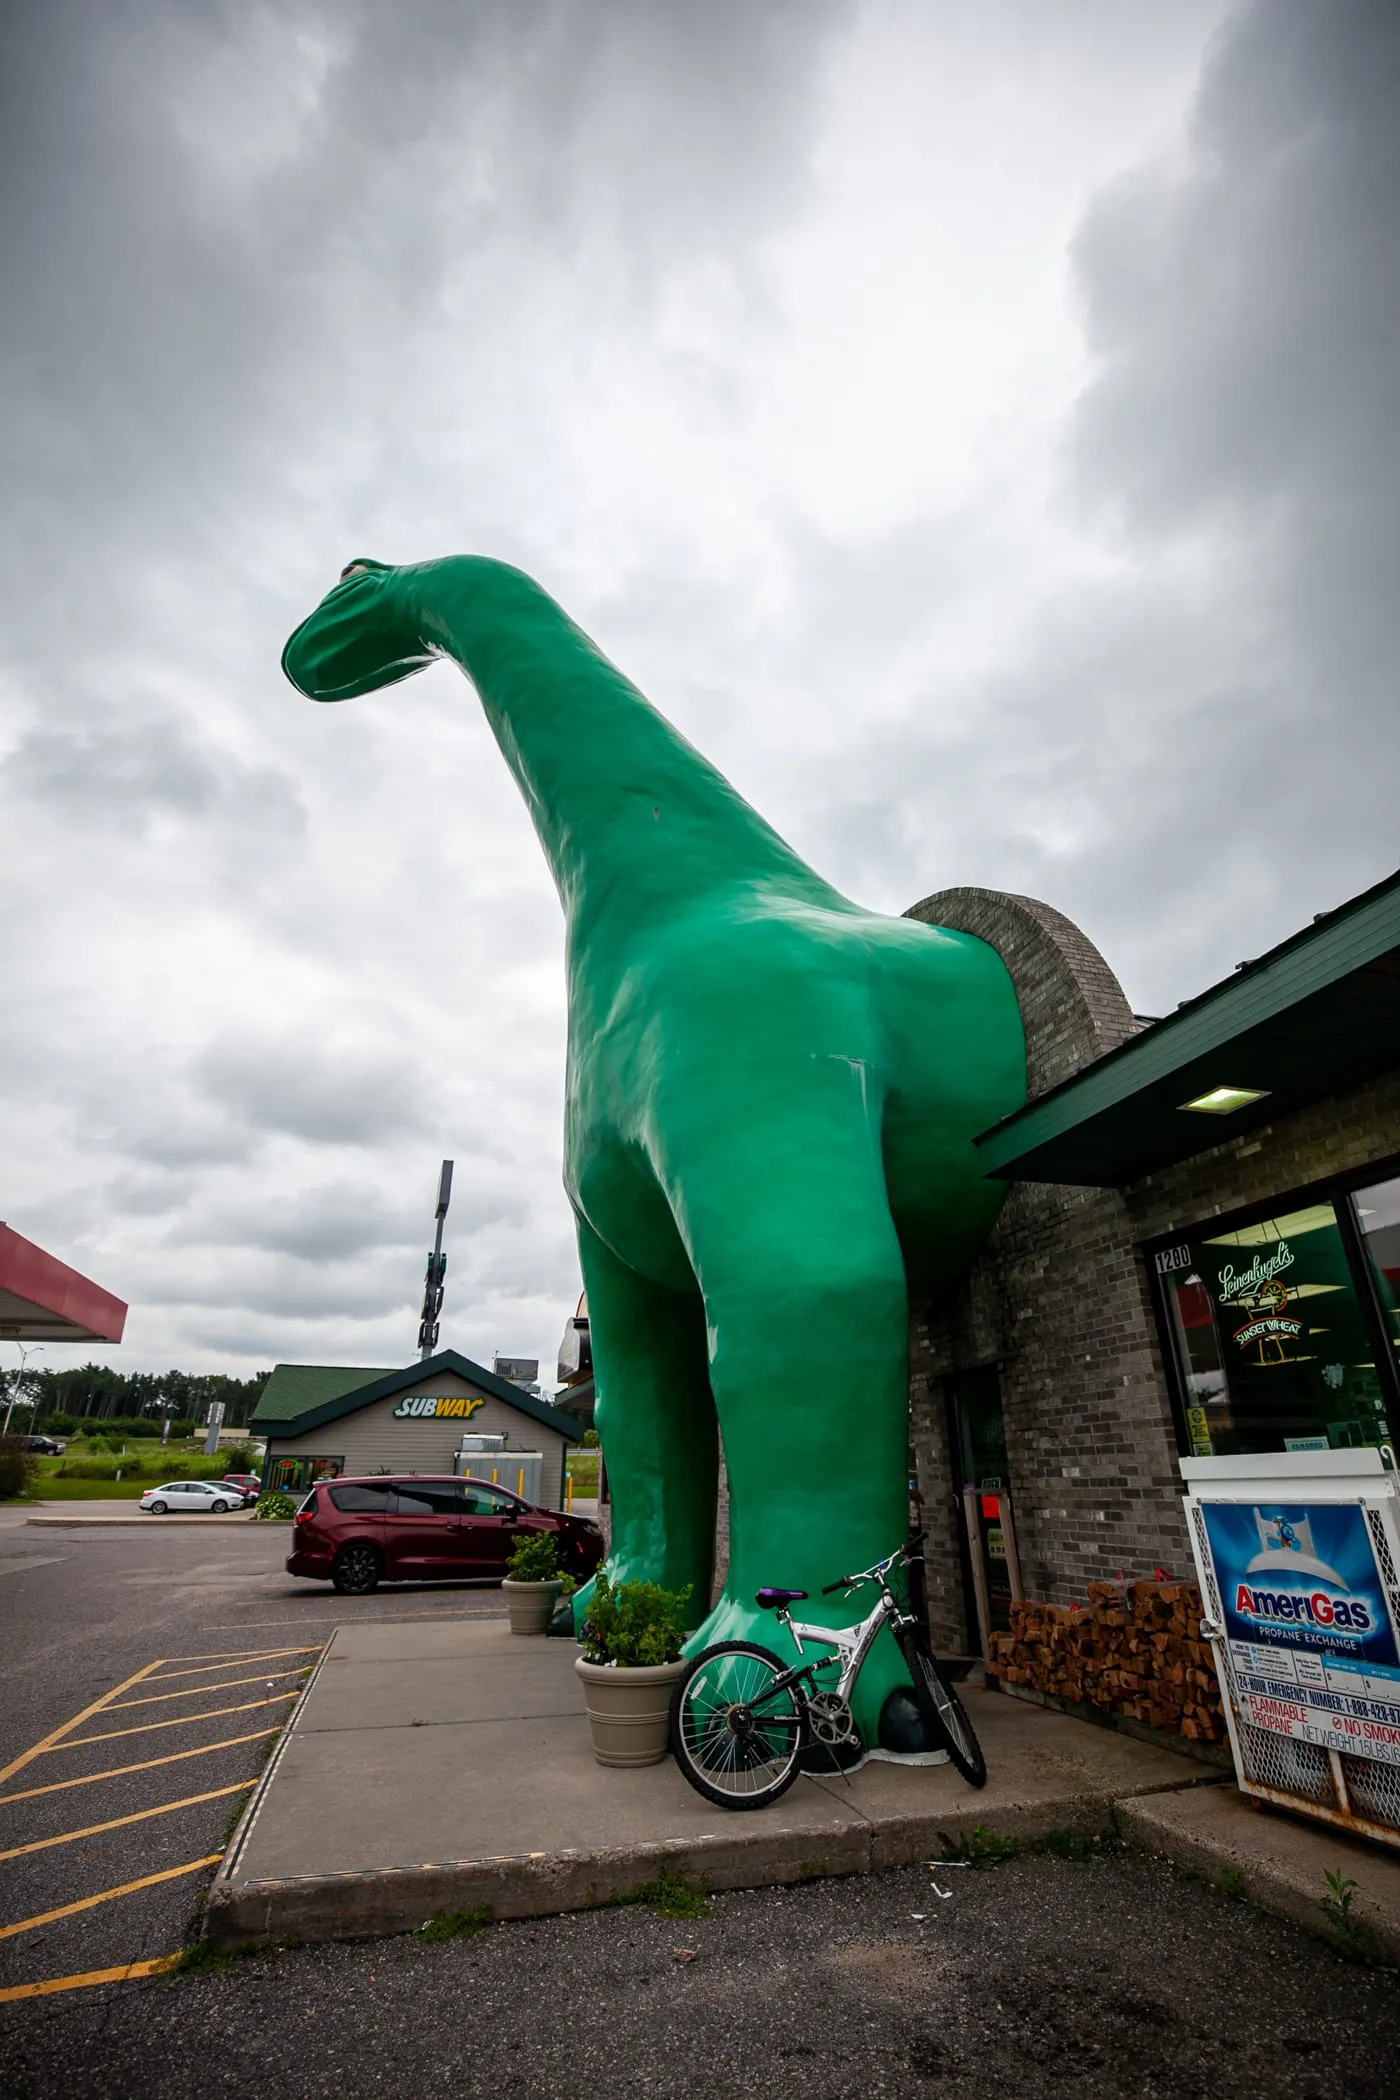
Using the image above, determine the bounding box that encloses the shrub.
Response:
[42,1413,77,1437]
[0,1438,37,1501]
[170,1419,196,1439]
[579,1570,691,1667]
[253,1491,298,1522]
[506,1532,576,1590]
[224,1444,259,1474]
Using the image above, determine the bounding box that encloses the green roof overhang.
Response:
[976,869,1400,1188]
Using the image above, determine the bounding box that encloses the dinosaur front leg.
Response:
[666,1088,916,1746]
[568,1218,718,1630]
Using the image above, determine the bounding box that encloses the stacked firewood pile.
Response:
[984,1579,1225,1744]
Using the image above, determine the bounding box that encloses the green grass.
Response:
[938,1823,1019,1869]
[608,1869,711,1920]
[169,1938,274,1978]
[1321,1867,1390,1966]
[416,1903,492,1941]
[2,1444,258,1502]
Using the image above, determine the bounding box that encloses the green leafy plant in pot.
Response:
[575,1571,692,1767]
[502,1531,576,1635]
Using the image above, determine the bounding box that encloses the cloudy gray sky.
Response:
[3,0,1396,1381]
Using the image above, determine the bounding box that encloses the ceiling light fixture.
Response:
[1179,1085,1271,1115]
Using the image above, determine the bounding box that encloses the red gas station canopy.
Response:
[0,1224,127,1344]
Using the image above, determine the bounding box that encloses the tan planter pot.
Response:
[574,1656,687,1767]
[502,1577,563,1635]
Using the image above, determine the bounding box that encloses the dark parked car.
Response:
[19,1435,63,1456]
[285,1475,605,1595]
[221,1473,262,1506]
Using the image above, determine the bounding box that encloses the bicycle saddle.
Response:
[755,1587,808,1609]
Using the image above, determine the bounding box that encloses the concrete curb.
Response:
[1115,1785,1400,1966]
[25,1512,256,1527]
[202,1775,1211,1948]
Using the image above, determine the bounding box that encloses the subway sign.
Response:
[392,1395,485,1421]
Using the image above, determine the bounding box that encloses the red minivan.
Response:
[285,1475,605,1595]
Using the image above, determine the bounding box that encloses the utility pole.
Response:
[418,1160,453,1359]
[2,1343,44,1437]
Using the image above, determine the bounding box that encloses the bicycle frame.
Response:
[767,1553,916,1710]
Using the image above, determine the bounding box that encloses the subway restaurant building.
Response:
[250,1349,581,1509]
[907,870,1400,1662]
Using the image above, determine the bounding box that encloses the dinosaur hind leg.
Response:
[569,1217,717,1629]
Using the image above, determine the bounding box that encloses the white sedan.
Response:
[139,1481,243,1516]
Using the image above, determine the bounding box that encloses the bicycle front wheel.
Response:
[899,1629,987,1788]
[670,1642,808,1810]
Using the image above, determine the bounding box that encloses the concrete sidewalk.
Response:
[207,1618,1221,1947]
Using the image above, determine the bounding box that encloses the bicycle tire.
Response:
[898,1627,987,1787]
[669,1641,808,1810]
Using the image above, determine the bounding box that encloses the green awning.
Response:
[976,869,1400,1188]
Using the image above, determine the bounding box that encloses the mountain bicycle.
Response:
[669,1534,986,1809]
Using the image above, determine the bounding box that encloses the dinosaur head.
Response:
[282,557,438,700]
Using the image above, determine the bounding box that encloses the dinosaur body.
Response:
[284,556,1025,1738]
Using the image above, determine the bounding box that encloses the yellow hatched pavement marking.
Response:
[149,1645,323,1675]
[0,1856,222,1941]
[50,1692,298,1752]
[0,1782,253,1862]
[0,1661,166,1791]
[0,1729,281,1804]
[0,1954,182,2002]
[104,1667,306,1710]
[145,1646,323,1679]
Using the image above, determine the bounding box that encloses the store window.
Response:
[267,1454,344,1493]
[1353,1174,1400,1383]
[1155,1197,1393,1457]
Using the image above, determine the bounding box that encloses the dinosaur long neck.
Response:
[411,556,848,940]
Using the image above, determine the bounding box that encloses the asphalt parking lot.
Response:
[4,1843,1399,2100]
[0,1516,508,2007]
[3,1518,1399,2100]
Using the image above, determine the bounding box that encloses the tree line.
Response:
[12,1362,269,1431]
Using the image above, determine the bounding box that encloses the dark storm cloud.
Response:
[0,0,849,610]
[1056,0,1400,972]
[789,0,1400,1014]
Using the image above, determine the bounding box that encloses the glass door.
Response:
[947,1366,1016,1648]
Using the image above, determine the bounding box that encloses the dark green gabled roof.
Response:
[250,1349,583,1442]
[251,1365,392,1426]
[976,867,1400,1188]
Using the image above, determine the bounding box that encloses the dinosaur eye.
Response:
[339,561,370,581]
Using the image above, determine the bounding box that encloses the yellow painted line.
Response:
[104,1667,305,1710]
[0,1660,166,1791]
[0,1729,280,1804]
[149,1645,323,1674]
[0,1782,253,1862]
[0,1954,181,2003]
[49,1692,298,1752]
[0,1855,222,1941]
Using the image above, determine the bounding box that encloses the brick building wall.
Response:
[903,887,1400,1654]
[903,888,1183,1647]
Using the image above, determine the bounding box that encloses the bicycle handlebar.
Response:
[821,1532,927,1595]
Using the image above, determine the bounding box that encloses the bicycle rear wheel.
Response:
[670,1642,808,1810]
[898,1628,987,1787]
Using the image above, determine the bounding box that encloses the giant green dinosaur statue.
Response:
[284,555,1025,1740]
